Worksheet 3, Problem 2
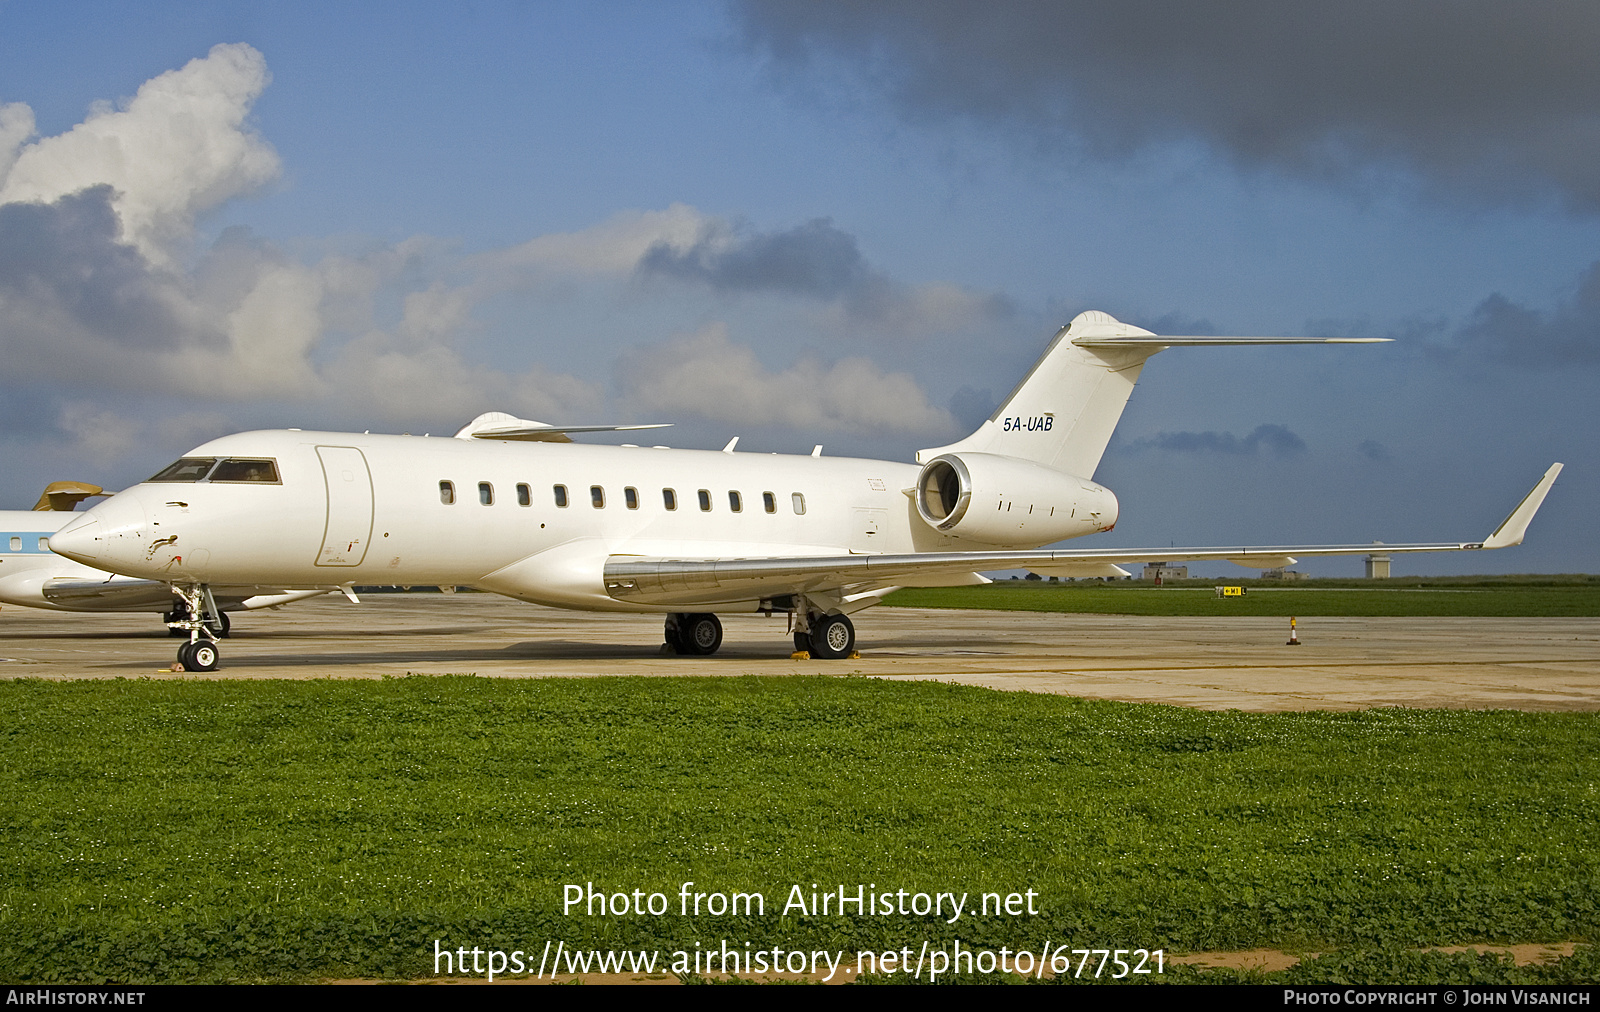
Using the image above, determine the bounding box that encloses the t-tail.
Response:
[908,311,1387,546]
[918,310,1387,477]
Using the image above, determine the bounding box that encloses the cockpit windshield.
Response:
[146,457,280,483]
[209,459,280,483]
[148,458,218,482]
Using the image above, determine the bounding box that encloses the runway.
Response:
[3,593,1598,711]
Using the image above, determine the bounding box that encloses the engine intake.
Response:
[914,452,1118,546]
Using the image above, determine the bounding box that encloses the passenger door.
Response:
[314,446,374,567]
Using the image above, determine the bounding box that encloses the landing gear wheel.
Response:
[664,616,684,654]
[808,614,855,659]
[678,613,723,656]
[179,640,220,672]
[794,631,810,653]
[206,611,231,639]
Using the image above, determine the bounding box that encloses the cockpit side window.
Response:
[148,458,218,482]
[209,458,281,483]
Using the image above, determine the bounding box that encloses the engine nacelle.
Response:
[914,452,1118,546]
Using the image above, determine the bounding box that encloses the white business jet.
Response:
[1,481,326,633]
[48,311,1561,672]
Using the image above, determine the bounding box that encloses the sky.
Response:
[0,0,1594,576]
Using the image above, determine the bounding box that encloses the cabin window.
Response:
[439,480,455,505]
[479,482,494,506]
[553,484,569,508]
[792,492,806,515]
[762,491,776,513]
[728,490,743,513]
[516,483,531,507]
[591,485,605,508]
[8,537,19,552]
[38,538,48,552]
[662,488,677,510]
[148,457,218,482]
[624,487,639,510]
[209,458,280,483]
[698,489,712,512]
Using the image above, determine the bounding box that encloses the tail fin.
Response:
[918,311,1388,478]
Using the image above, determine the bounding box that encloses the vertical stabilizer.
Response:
[917,311,1161,478]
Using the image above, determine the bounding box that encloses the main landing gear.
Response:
[664,613,723,655]
[169,584,223,672]
[802,612,856,659]
[664,608,857,659]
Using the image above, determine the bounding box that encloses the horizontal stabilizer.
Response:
[454,412,670,443]
[1064,310,1389,347]
[1072,335,1391,346]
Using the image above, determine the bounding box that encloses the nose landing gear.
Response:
[170,584,222,671]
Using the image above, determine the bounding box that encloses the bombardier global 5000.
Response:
[48,311,1561,672]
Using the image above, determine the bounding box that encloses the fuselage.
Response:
[49,430,1120,613]
[0,511,113,611]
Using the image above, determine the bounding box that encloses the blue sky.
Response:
[0,1,1594,574]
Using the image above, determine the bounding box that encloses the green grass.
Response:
[885,575,1600,617]
[1,676,1597,983]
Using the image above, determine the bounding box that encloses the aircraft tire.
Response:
[809,614,855,660]
[185,640,220,672]
[679,613,723,656]
[794,631,809,652]
[664,616,684,654]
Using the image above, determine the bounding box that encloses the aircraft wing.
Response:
[604,464,1562,607]
[453,411,670,443]
[41,577,332,612]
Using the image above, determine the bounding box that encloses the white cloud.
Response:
[323,331,602,426]
[483,203,711,277]
[614,323,955,434]
[0,101,35,183]
[0,43,279,264]
[56,404,232,466]
[0,47,988,455]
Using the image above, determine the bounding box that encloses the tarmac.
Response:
[4,593,1598,711]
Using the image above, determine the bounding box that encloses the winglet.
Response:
[1481,463,1563,549]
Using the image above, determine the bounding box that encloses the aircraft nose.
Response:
[48,513,100,562]
[49,493,149,568]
